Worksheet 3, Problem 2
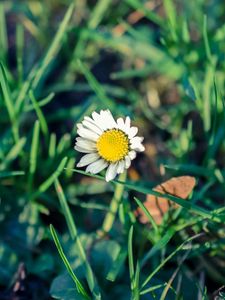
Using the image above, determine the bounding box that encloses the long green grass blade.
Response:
[203,15,212,63]
[71,0,113,61]
[15,65,37,114]
[141,234,202,291]
[50,224,91,299]
[25,92,55,112]
[37,156,68,194]
[57,134,70,154]
[76,60,113,108]
[0,171,25,178]
[134,197,159,234]
[0,3,8,63]
[16,23,24,86]
[0,137,26,170]
[28,120,40,192]
[29,90,49,137]
[141,229,176,268]
[0,62,19,142]
[31,3,74,89]
[67,168,221,222]
[54,179,101,299]
[128,225,135,294]
[163,0,177,41]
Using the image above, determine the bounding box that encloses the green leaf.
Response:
[50,273,87,300]
[91,240,121,280]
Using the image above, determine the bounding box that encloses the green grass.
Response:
[0,1,225,299]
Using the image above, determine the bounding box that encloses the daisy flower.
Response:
[74,110,145,181]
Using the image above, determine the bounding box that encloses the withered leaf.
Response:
[136,176,196,225]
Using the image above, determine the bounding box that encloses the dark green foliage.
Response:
[0,1,225,299]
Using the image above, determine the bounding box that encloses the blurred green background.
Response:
[0,0,225,299]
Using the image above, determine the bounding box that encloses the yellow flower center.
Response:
[96,129,129,162]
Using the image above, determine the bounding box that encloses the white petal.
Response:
[130,136,145,151]
[77,153,99,167]
[130,143,145,152]
[125,156,131,169]
[128,126,138,139]
[77,126,99,141]
[100,109,117,129]
[84,116,102,130]
[86,159,108,174]
[117,160,125,174]
[76,136,96,144]
[125,116,131,130]
[116,116,131,134]
[117,118,126,131]
[82,120,103,135]
[92,111,101,121]
[75,139,97,150]
[92,111,108,130]
[130,136,144,144]
[128,150,137,160]
[105,163,119,182]
[74,145,95,153]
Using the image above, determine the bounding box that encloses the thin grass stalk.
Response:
[54,179,101,300]
[100,170,127,235]
[50,224,91,300]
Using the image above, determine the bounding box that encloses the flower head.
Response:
[74,110,145,181]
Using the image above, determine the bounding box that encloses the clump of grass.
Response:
[0,1,225,299]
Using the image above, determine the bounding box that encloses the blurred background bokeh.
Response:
[1,0,225,299]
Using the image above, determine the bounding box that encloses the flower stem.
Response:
[100,170,127,236]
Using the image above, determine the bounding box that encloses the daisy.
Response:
[74,110,145,182]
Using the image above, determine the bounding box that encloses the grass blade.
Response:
[54,179,101,299]
[0,171,25,178]
[134,197,159,234]
[31,3,74,90]
[163,0,177,41]
[0,137,26,170]
[128,225,135,294]
[50,224,91,299]
[49,133,56,158]
[203,15,212,63]
[0,62,19,142]
[125,0,164,28]
[16,23,24,86]
[67,168,221,222]
[141,234,202,291]
[25,92,55,112]
[76,59,113,108]
[28,120,40,192]
[0,3,8,63]
[141,228,176,268]
[37,156,68,194]
[29,90,49,137]
[71,0,113,62]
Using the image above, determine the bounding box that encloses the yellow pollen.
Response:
[96,129,129,162]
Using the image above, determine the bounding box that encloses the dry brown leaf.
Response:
[136,176,196,225]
